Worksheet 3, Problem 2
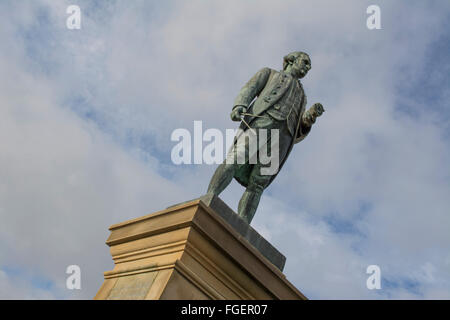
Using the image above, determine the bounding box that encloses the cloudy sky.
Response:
[1,0,449,299]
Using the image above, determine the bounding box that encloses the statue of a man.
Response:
[207,51,324,224]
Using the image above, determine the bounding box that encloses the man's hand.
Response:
[302,103,325,127]
[311,103,325,118]
[230,106,247,121]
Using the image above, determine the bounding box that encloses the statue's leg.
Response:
[237,122,284,224]
[207,162,236,196]
[237,183,264,224]
[207,133,246,196]
[238,162,272,224]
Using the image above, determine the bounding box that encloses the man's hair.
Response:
[283,51,309,70]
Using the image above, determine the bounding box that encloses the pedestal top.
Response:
[167,194,286,271]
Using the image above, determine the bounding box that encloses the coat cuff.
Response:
[232,104,248,111]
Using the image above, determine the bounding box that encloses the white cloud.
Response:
[0,269,55,300]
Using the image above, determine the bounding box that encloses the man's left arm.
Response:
[302,103,324,126]
[295,103,325,143]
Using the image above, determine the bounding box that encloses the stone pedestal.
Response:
[94,195,307,300]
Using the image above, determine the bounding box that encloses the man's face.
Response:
[292,54,311,79]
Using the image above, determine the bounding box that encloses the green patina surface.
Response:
[207,51,325,224]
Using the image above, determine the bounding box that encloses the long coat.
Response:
[231,67,312,188]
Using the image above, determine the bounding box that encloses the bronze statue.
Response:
[207,51,324,224]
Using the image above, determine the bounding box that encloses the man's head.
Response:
[283,51,311,79]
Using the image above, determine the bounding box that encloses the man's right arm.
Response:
[230,67,271,121]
